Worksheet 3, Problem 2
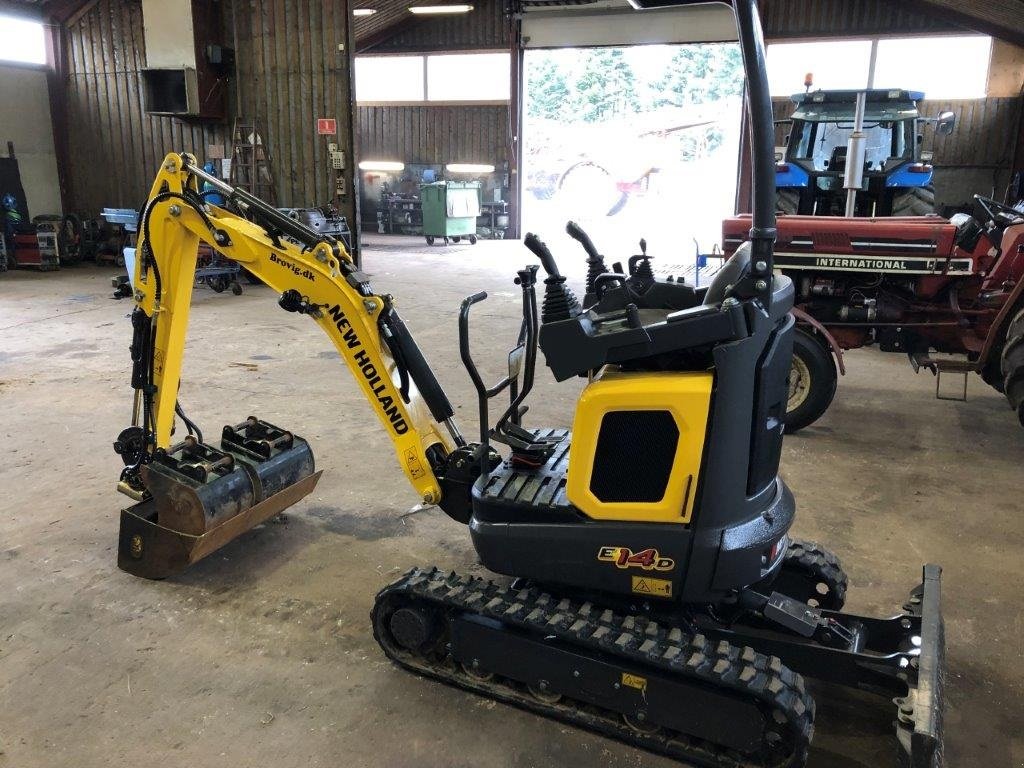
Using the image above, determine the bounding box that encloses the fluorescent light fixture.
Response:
[359,160,405,172]
[409,4,473,15]
[446,163,494,174]
[353,8,377,16]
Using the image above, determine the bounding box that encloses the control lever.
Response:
[523,232,561,278]
[524,232,581,324]
[567,221,608,303]
[625,304,642,329]
[628,238,654,281]
[565,220,599,259]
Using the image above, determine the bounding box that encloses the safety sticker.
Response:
[404,448,426,479]
[621,673,647,692]
[631,576,672,598]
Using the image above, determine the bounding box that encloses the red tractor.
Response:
[722,195,1024,431]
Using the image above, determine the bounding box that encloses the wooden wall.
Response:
[366,1,510,53]
[356,104,508,167]
[63,0,229,214]
[761,0,961,39]
[62,0,357,216]
[229,0,357,212]
[53,0,1022,216]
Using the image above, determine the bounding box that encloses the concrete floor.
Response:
[1,235,1021,767]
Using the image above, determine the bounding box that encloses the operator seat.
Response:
[703,241,752,306]
[828,145,848,173]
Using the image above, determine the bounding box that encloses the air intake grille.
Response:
[589,410,678,503]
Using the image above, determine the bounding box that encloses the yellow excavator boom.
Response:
[130,152,453,503]
[115,153,463,577]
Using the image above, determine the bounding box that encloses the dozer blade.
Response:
[117,417,320,579]
[896,564,944,768]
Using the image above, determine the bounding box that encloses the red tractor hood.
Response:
[722,214,970,277]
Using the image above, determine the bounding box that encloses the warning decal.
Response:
[621,673,647,692]
[404,448,426,479]
[631,576,672,598]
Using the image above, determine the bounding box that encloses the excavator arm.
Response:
[115,153,464,577]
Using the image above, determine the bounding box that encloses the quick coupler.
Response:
[117,417,321,579]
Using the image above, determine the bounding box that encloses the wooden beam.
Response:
[43,21,73,212]
[63,0,101,27]
[40,0,97,25]
[905,0,1024,47]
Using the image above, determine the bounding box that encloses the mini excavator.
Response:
[111,1,944,765]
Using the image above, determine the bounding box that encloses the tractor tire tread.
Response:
[892,185,935,217]
[785,329,837,433]
[1001,308,1024,426]
[776,189,799,215]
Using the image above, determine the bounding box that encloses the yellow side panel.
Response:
[566,369,713,524]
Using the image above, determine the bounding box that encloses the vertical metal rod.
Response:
[844,40,878,217]
[844,92,867,217]
[443,418,466,448]
[735,0,777,308]
[867,39,878,89]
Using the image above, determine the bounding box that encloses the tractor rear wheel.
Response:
[1000,307,1024,426]
[776,189,799,215]
[892,184,935,216]
[785,328,837,433]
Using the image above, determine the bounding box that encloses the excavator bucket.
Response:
[117,418,321,579]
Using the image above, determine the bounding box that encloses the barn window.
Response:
[767,40,873,96]
[0,14,47,66]
[874,36,991,99]
[768,36,992,100]
[355,55,426,103]
[426,53,510,102]
[355,53,510,104]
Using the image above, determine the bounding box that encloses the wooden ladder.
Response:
[229,119,277,204]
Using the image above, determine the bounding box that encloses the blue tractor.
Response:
[775,88,955,217]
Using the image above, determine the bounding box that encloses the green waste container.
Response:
[420,181,481,245]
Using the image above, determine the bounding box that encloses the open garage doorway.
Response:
[521,42,743,274]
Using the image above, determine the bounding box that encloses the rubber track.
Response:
[782,539,849,610]
[1000,308,1024,427]
[373,568,815,768]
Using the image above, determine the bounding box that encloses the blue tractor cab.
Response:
[776,88,955,217]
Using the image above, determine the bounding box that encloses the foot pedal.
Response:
[117,417,321,579]
[935,364,970,402]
